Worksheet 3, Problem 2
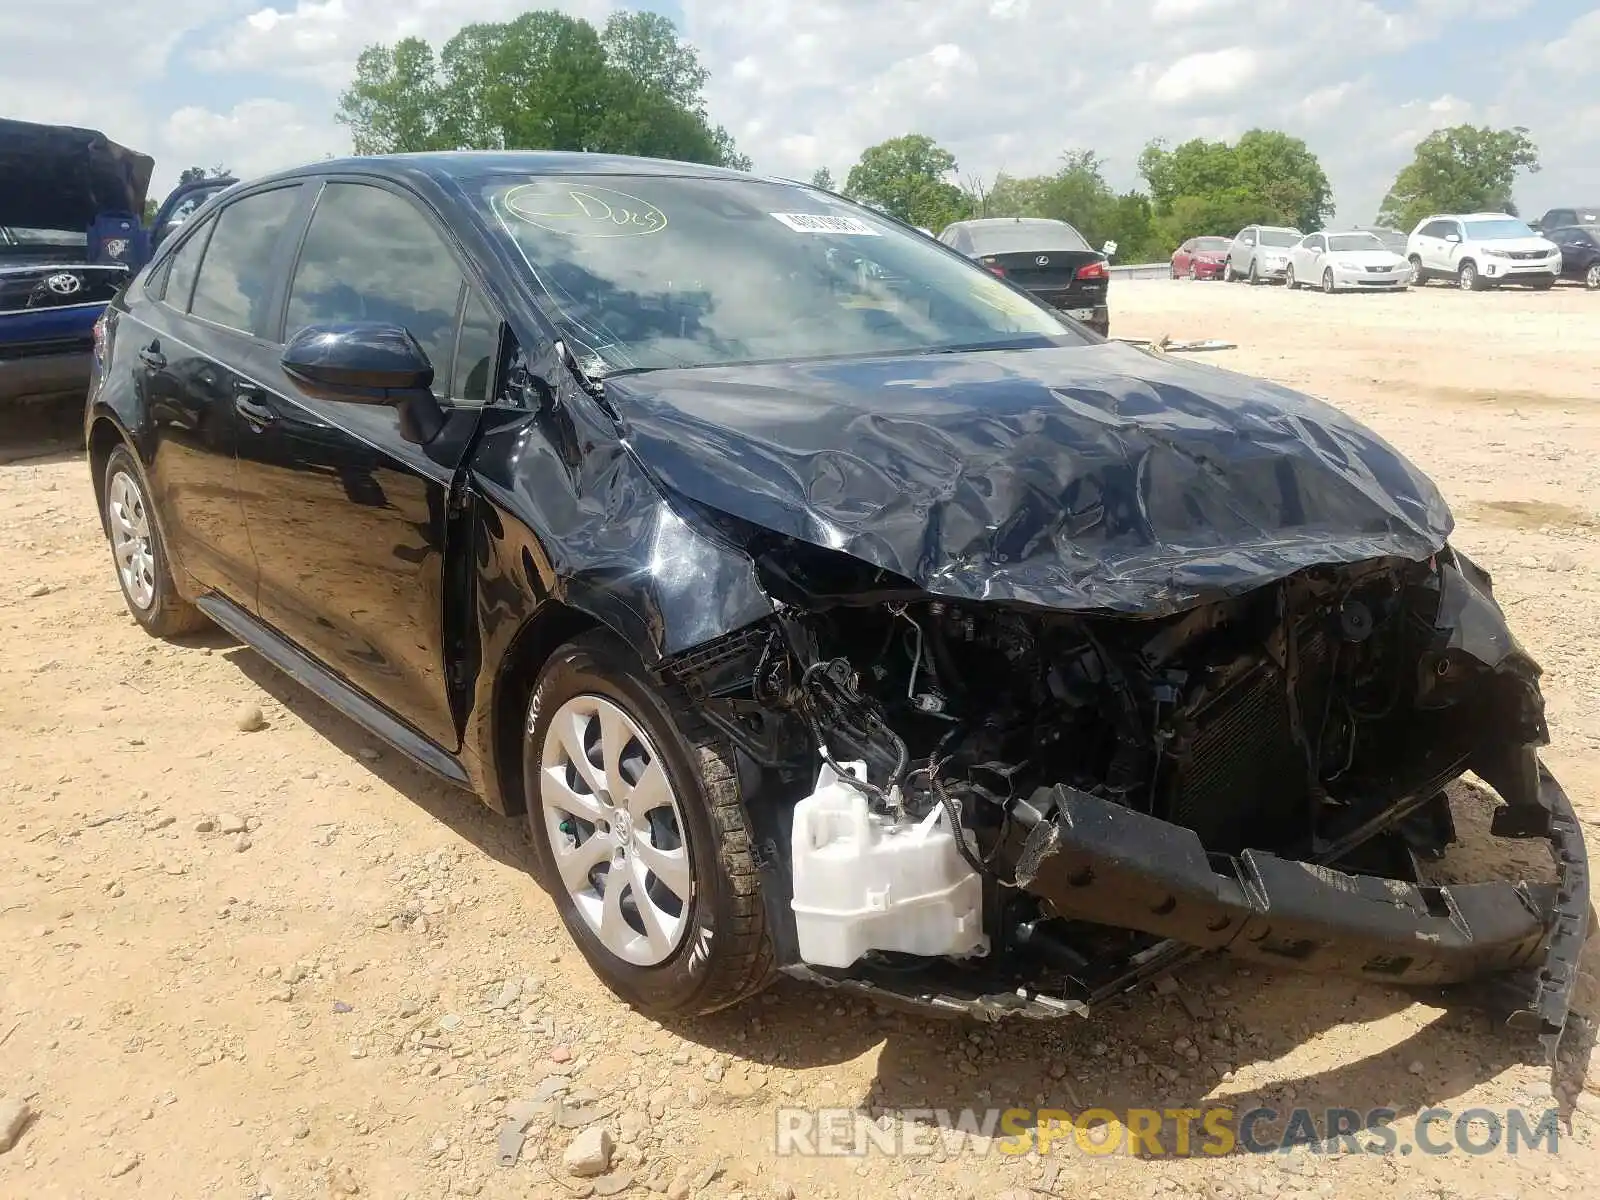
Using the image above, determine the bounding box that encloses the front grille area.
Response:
[1507,250,1546,261]
[1162,628,1332,853]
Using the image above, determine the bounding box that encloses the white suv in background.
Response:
[1224,224,1303,284]
[1406,213,1562,291]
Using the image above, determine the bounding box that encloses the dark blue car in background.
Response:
[1,117,234,407]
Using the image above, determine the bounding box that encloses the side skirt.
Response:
[196,593,472,789]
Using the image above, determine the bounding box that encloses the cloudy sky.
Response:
[2,0,1595,226]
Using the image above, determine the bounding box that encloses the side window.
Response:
[1241,230,1256,246]
[286,183,464,391]
[1419,221,1445,238]
[158,217,215,311]
[189,187,301,336]
[1307,235,1325,252]
[452,289,501,405]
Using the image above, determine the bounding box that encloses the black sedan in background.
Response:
[1549,224,1600,289]
[83,152,1586,1051]
[938,216,1110,335]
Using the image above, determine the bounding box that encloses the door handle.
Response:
[138,344,166,370]
[233,386,276,430]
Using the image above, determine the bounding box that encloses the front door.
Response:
[233,179,496,749]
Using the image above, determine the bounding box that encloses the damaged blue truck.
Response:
[1,118,233,406]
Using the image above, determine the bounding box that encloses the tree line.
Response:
[334,8,1544,261]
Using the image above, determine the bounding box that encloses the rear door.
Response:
[232,177,489,749]
[117,184,306,602]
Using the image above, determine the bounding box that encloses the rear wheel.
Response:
[101,444,208,638]
[524,630,774,1017]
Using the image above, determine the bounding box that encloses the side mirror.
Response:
[1445,233,1462,243]
[281,321,446,444]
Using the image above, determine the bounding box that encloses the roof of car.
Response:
[260,150,764,186]
[1426,212,1519,221]
[946,217,1077,229]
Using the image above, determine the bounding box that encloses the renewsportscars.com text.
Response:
[774,1106,1562,1159]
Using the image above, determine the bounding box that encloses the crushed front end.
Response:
[661,542,1588,1059]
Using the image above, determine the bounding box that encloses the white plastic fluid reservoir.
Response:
[790,760,988,969]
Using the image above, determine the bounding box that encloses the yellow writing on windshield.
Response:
[503,183,668,238]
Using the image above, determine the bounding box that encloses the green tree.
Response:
[177,165,233,185]
[1139,130,1332,236]
[981,152,1160,261]
[336,9,749,169]
[844,135,972,230]
[1377,125,1540,231]
[810,167,835,190]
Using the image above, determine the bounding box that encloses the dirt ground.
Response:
[3,277,1600,1200]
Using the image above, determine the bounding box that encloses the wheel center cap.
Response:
[613,808,634,847]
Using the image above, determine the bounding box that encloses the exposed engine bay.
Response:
[662,541,1588,1059]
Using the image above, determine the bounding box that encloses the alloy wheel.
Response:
[538,694,693,967]
[1285,265,1297,289]
[1410,257,1425,286]
[1587,263,1600,291]
[1323,268,1336,294]
[1459,263,1476,291]
[107,470,156,611]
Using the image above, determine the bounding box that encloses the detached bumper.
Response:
[1014,762,1589,1058]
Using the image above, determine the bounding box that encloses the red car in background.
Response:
[1170,236,1233,279]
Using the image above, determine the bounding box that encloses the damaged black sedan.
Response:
[85,153,1588,1057]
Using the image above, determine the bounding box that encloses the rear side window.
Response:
[189,187,301,336]
[286,183,464,389]
[159,218,214,311]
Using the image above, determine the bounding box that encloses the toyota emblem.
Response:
[45,272,82,296]
[1036,255,1050,265]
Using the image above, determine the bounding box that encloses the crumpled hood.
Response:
[0,118,153,232]
[606,340,1454,614]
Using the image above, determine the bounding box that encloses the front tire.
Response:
[524,630,774,1017]
[1188,263,1199,281]
[1409,256,1427,286]
[101,444,208,638]
[1587,263,1600,291]
[1322,267,1336,294]
[1247,260,1260,285]
[1285,264,1298,289]
[1458,260,1487,291]
[1222,261,1236,283]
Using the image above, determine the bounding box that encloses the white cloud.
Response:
[161,99,346,180]
[1150,48,1257,106]
[2,0,1594,227]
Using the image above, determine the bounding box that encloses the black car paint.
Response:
[86,152,1585,1045]
[1550,224,1600,285]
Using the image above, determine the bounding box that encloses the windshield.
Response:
[481,175,1086,375]
[1258,230,1300,247]
[1464,218,1535,241]
[965,222,1090,255]
[1328,233,1386,252]
[1193,238,1232,252]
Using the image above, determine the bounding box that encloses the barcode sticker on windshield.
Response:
[770,212,881,236]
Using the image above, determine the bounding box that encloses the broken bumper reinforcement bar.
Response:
[1014,762,1589,1060]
